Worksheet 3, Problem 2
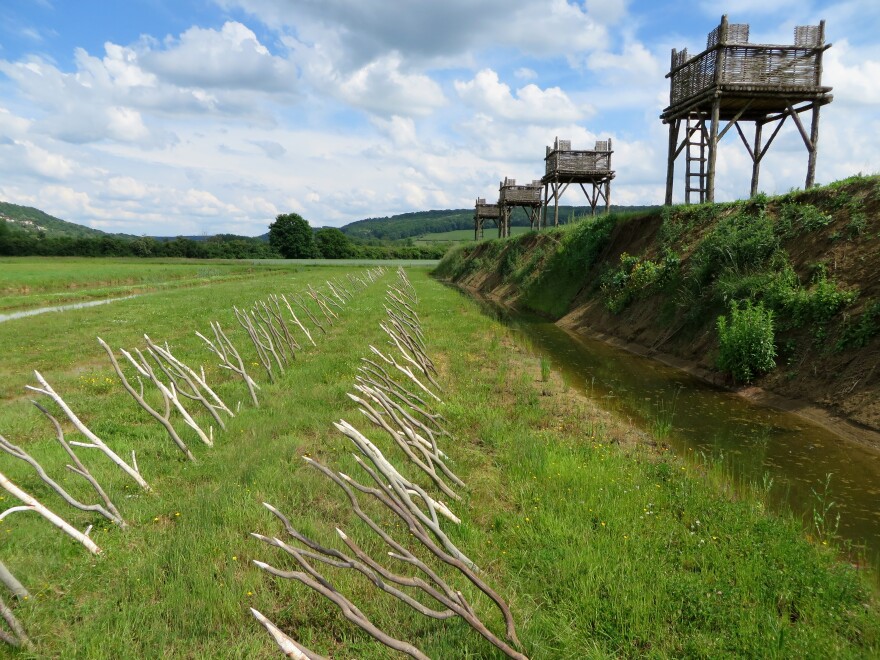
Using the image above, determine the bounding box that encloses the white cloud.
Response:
[39,185,94,218]
[323,53,446,117]
[12,140,75,179]
[371,115,419,147]
[514,67,537,80]
[250,139,287,158]
[104,176,148,200]
[0,107,31,136]
[218,0,611,65]
[0,22,297,147]
[824,40,880,105]
[697,0,805,18]
[455,69,587,124]
[142,22,296,92]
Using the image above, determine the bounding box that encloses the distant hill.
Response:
[0,201,122,239]
[340,205,659,241]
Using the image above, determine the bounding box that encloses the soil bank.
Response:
[434,175,880,448]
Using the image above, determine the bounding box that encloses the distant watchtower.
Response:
[473,198,501,240]
[499,178,543,237]
[661,15,832,205]
[542,138,614,227]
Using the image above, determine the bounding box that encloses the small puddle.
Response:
[0,295,141,324]
[475,296,880,573]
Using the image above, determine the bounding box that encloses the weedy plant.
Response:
[651,388,680,439]
[539,356,551,382]
[811,473,841,545]
[716,300,777,384]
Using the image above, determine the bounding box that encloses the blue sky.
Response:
[1,0,878,236]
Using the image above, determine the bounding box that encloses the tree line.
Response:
[0,216,446,260]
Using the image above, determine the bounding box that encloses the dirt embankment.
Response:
[437,176,880,447]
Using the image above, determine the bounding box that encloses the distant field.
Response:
[0,257,435,312]
[412,226,533,244]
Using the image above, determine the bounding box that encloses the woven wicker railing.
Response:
[544,141,612,177]
[668,22,825,107]
[475,199,501,217]
[500,180,542,204]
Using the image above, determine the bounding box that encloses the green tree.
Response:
[0,220,9,254]
[268,213,317,259]
[315,227,355,259]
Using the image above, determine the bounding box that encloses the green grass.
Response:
[0,257,300,313]
[0,262,876,657]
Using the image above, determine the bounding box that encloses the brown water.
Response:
[483,302,880,569]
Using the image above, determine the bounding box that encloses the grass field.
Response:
[0,261,877,657]
[0,258,439,313]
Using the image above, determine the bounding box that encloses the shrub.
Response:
[716,300,777,383]
[836,300,880,351]
[601,251,679,313]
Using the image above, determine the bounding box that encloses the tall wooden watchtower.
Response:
[661,15,832,205]
[542,138,614,227]
[473,198,501,240]
[499,178,543,236]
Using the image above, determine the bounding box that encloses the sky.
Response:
[0,0,878,237]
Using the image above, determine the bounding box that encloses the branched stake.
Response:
[0,430,124,528]
[196,321,260,407]
[250,608,320,659]
[0,561,28,600]
[369,346,442,403]
[98,338,197,462]
[290,294,327,335]
[253,301,292,365]
[32,402,126,526]
[280,294,316,347]
[253,455,527,658]
[0,470,101,554]
[234,306,278,383]
[333,421,466,560]
[268,295,302,354]
[0,594,31,649]
[306,288,337,325]
[26,370,151,491]
[144,334,232,430]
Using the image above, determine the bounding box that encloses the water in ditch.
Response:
[0,295,141,324]
[479,300,880,573]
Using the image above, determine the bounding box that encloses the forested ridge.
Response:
[341,204,658,240]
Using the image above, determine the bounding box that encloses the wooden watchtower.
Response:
[499,178,543,237]
[473,198,502,240]
[542,138,614,227]
[661,15,832,205]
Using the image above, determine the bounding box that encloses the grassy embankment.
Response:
[0,262,877,657]
[436,175,880,432]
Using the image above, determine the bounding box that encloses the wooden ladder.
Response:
[685,115,707,204]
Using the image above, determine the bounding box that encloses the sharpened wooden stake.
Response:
[26,370,151,491]
[0,471,101,555]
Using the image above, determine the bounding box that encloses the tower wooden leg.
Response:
[806,104,820,189]
[750,121,763,198]
[706,99,720,203]
[665,120,679,206]
[554,185,560,227]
